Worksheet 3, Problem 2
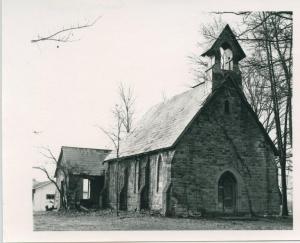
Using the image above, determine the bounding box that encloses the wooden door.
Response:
[218,171,237,214]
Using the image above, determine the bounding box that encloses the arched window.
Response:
[124,166,129,188]
[138,160,142,190]
[225,100,230,114]
[120,167,129,210]
[140,158,150,210]
[156,155,162,192]
[220,43,233,70]
[134,160,137,193]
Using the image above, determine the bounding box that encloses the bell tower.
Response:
[201,25,246,90]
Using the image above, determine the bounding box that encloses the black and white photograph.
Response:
[2,0,299,242]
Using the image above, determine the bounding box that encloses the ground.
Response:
[33,210,293,231]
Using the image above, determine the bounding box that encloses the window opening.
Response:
[46,194,55,200]
[134,160,137,193]
[157,155,162,192]
[138,160,143,190]
[225,100,230,114]
[83,178,90,199]
[220,43,233,70]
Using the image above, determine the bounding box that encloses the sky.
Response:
[2,0,244,181]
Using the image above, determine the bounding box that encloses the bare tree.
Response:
[188,17,275,133]
[33,147,68,209]
[96,105,124,158]
[118,82,135,133]
[95,105,124,216]
[95,83,136,215]
[189,11,293,216]
[31,16,101,44]
[161,90,168,103]
[227,11,292,216]
[260,12,292,216]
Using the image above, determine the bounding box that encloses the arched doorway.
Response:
[218,171,237,214]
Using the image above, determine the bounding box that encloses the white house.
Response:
[32,180,57,211]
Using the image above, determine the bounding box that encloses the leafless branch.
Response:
[94,125,119,152]
[189,11,292,216]
[39,146,58,163]
[118,82,135,133]
[212,11,251,16]
[31,16,102,43]
[33,166,61,194]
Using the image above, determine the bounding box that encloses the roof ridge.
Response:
[146,84,205,111]
[62,146,111,151]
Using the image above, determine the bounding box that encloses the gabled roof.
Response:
[33,180,52,190]
[201,24,246,61]
[58,146,111,176]
[105,76,278,162]
[105,84,211,161]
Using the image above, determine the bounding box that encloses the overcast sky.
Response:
[3,0,234,180]
[2,0,290,182]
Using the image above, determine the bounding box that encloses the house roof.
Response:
[105,75,278,162]
[33,180,52,190]
[59,147,111,176]
[105,83,211,161]
[201,24,246,61]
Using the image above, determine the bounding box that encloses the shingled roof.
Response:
[105,83,211,161]
[58,147,111,176]
[105,75,278,162]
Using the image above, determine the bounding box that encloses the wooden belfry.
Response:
[201,24,246,89]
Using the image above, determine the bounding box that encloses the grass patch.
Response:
[33,210,293,231]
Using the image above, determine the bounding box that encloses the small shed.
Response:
[54,146,111,209]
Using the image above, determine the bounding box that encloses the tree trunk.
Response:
[116,161,120,216]
[280,162,289,216]
[262,13,289,216]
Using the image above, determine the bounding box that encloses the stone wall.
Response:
[171,82,280,216]
[106,150,174,214]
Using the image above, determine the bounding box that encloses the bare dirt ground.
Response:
[33,210,293,231]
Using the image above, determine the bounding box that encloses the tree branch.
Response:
[31,16,102,43]
[33,166,61,194]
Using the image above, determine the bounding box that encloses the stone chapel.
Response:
[102,25,281,216]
